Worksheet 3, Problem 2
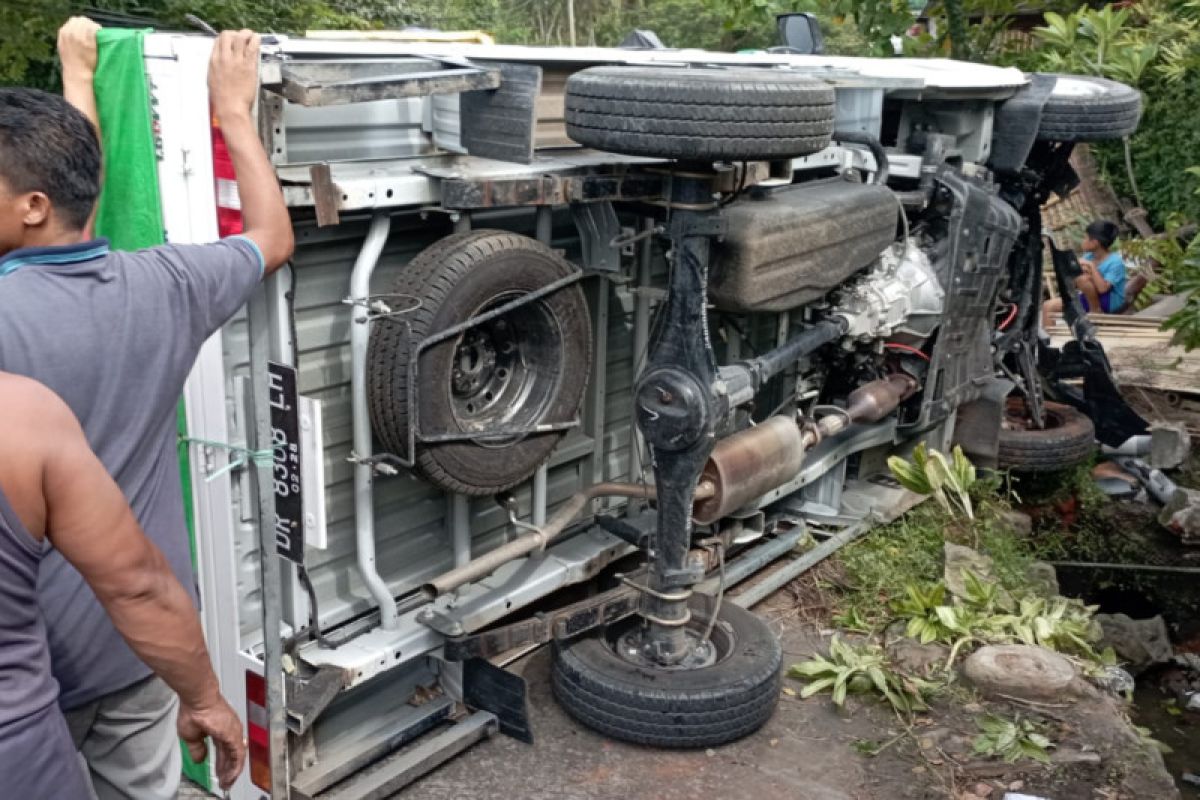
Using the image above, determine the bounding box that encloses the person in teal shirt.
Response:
[1043,219,1127,326]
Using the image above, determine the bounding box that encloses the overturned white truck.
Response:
[136,30,1146,798]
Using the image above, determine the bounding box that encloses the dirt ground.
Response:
[178,588,1176,800]
[407,615,901,800]
[404,595,1175,800]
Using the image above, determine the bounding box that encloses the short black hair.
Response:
[1086,220,1119,250]
[0,88,101,231]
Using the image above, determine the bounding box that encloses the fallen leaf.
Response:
[782,686,797,697]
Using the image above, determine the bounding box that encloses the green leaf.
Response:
[831,679,849,706]
[799,676,837,698]
[789,659,832,678]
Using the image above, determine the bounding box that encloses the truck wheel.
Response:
[551,594,782,748]
[1037,75,1142,142]
[565,66,834,161]
[998,397,1096,472]
[368,230,592,496]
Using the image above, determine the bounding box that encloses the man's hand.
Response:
[208,30,261,123]
[58,16,100,80]
[178,696,247,790]
[204,27,294,272]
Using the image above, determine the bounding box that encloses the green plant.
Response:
[832,605,875,633]
[890,582,956,643]
[888,569,1103,670]
[1161,234,1200,350]
[972,714,1056,764]
[888,443,977,521]
[998,595,1102,658]
[788,636,929,712]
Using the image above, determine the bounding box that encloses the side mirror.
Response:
[619,29,666,49]
[775,12,825,55]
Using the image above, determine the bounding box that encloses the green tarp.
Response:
[91,28,210,792]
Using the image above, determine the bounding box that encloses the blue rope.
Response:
[179,436,277,482]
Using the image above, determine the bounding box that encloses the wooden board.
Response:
[1050,328,1200,395]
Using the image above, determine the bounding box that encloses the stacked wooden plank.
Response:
[1048,315,1200,396]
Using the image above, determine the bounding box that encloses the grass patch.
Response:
[832,479,1036,628]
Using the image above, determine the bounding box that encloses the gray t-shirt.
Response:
[0,236,262,709]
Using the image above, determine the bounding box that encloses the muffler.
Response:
[692,374,918,524]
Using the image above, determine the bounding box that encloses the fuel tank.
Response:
[709,179,899,313]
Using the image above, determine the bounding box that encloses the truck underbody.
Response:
[142,34,1147,797]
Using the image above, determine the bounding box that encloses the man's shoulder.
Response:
[0,373,73,436]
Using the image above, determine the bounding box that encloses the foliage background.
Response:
[3,0,1196,341]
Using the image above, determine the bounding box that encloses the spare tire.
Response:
[368,230,592,496]
[1037,75,1142,142]
[565,66,835,161]
[998,397,1096,473]
[552,594,782,748]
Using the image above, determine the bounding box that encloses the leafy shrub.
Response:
[788,636,930,712]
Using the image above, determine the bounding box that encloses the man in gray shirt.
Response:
[0,19,293,798]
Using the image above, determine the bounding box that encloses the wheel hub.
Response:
[449,320,518,419]
[616,623,724,670]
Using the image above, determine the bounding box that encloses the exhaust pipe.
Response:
[423,482,699,598]
[422,375,916,597]
[692,374,918,524]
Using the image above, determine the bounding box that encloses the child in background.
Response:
[1043,220,1127,327]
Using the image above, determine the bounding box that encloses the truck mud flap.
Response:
[464,658,533,744]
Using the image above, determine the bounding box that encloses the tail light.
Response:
[245,669,271,791]
[211,117,244,238]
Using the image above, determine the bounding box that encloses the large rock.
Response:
[961,644,1079,702]
[1095,613,1173,674]
[1149,422,1191,470]
[944,542,994,599]
[1024,561,1059,598]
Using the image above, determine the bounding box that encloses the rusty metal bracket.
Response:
[309,163,341,227]
[571,201,622,271]
[438,169,668,210]
[272,59,500,107]
[441,584,640,661]
[285,664,350,736]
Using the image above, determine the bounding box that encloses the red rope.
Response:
[997,303,1019,331]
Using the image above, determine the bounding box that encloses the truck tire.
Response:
[552,594,782,748]
[565,66,834,161]
[367,230,592,496]
[1037,75,1142,142]
[998,397,1096,472]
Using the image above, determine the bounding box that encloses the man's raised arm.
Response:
[209,30,294,272]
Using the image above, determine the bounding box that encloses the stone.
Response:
[887,637,950,678]
[1024,561,1059,598]
[944,542,994,599]
[996,509,1032,538]
[1149,422,1191,470]
[1158,487,1200,546]
[1095,613,1173,674]
[961,644,1078,702]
